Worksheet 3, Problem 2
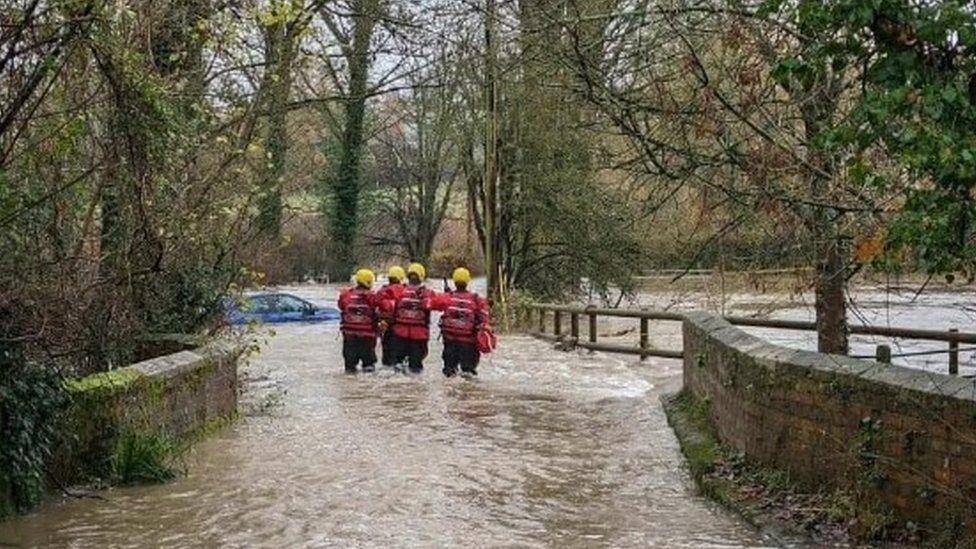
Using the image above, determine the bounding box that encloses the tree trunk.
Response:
[483,0,500,302]
[327,0,378,278]
[815,225,849,354]
[256,17,298,237]
[803,100,849,355]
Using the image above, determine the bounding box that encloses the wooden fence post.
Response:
[949,328,959,375]
[876,344,891,364]
[588,311,597,343]
[640,317,649,361]
[570,312,579,341]
[554,311,562,337]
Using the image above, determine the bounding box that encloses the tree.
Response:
[455,0,645,302]
[317,0,383,278]
[547,0,881,351]
[809,1,976,277]
[0,0,287,371]
[368,53,462,263]
[254,0,320,237]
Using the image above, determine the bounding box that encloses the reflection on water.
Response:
[0,285,774,548]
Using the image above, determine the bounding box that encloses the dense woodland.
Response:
[2,0,976,511]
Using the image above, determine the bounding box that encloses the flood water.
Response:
[630,284,976,376]
[0,285,773,548]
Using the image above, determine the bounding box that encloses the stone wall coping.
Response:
[119,340,241,382]
[685,310,976,403]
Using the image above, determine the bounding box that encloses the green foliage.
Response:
[0,0,256,377]
[138,262,240,334]
[0,346,68,514]
[853,416,888,488]
[777,0,976,274]
[110,432,179,485]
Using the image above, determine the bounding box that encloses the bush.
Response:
[492,289,536,332]
[0,344,68,514]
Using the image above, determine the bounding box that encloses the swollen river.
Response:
[0,286,774,548]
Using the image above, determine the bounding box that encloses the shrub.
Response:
[0,344,68,514]
[110,432,180,485]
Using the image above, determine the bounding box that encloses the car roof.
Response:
[245,292,306,300]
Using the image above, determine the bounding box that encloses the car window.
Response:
[275,295,310,313]
[246,295,274,314]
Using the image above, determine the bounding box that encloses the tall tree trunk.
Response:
[483,0,500,301]
[257,16,298,237]
[803,101,849,355]
[815,227,849,354]
[327,0,378,278]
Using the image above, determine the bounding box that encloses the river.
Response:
[0,284,775,548]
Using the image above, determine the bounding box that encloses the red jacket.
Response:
[376,283,405,321]
[338,286,380,339]
[431,290,489,344]
[391,284,435,341]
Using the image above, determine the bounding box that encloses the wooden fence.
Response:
[527,303,976,374]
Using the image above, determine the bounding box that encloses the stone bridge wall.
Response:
[50,341,241,486]
[683,312,976,534]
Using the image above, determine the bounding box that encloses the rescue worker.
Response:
[376,266,406,366]
[391,262,435,374]
[338,269,380,373]
[432,267,489,377]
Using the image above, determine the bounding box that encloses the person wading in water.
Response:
[390,263,434,374]
[337,269,380,373]
[376,266,406,367]
[431,268,490,377]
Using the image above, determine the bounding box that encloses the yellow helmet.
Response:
[406,262,426,280]
[388,265,406,281]
[452,267,472,285]
[354,268,375,288]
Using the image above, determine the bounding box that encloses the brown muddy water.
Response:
[0,286,777,548]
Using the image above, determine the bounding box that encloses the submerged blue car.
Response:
[224,293,340,325]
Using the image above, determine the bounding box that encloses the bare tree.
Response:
[368,52,462,263]
[547,0,879,352]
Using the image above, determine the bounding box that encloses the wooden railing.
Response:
[527,303,976,374]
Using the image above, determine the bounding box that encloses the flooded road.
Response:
[0,285,772,548]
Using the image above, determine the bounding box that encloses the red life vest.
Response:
[394,285,429,327]
[341,288,376,338]
[377,283,403,320]
[440,290,480,343]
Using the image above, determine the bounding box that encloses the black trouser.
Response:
[394,338,428,374]
[442,340,480,377]
[381,329,398,366]
[343,336,377,373]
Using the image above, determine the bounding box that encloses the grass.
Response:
[110,432,180,485]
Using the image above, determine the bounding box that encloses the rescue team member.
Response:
[376,266,406,366]
[391,262,435,374]
[431,267,489,377]
[337,269,379,373]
